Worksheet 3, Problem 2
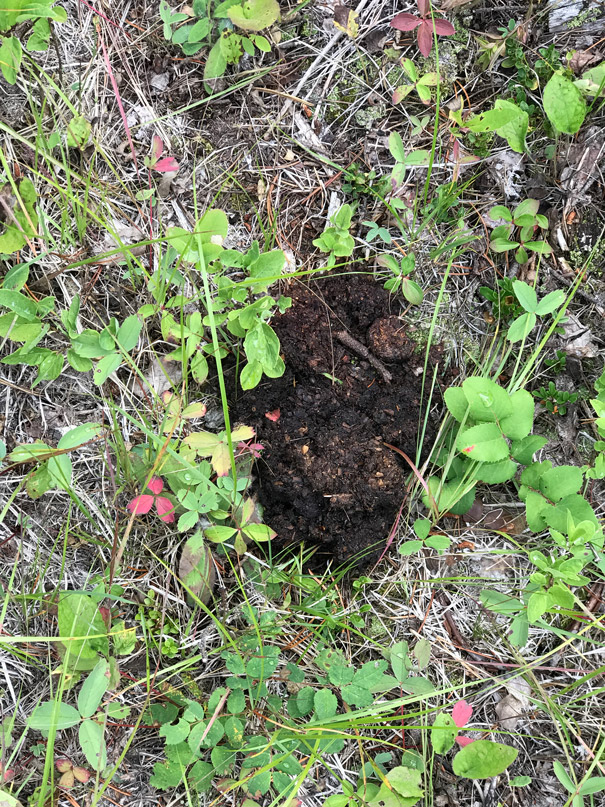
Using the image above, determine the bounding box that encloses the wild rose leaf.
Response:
[156,497,175,522]
[147,476,164,495]
[151,135,164,160]
[73,767,91,783]
[154,156,180,173]
[56,759,72,773]
[264,408,281,422]
[390,12,422,31]
[128,494,154,515]
[417,20,433,57]
[452,699,473,728]
[456,736,475,747]
[433,18,455,36]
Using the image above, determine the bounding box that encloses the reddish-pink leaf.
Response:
[455,735,475,747]
[155,497,175,522]
[433,18,455,36]
[154,156,180,173]
[56,759,72,773]
[390,12,422,31]
[147,476,164,495]
[417,19,433,56]
[2,768,14,782]
[417,0,429,16]
[73,767,91,783]
[98,606,111,626]
[452,699,473,728]
[264,408,281,422]
[151,134,164,161]
[128,494,154,515]
[59,770,75,788]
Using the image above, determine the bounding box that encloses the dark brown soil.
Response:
[233,275,439,566]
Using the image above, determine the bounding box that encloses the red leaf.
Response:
[264,408,281,422]
[390,12,422,31]
[155,497,175,522]
[73,767,91,783]
[417,0,429,16]
[452,699,473,728]
[154,156,180,173]
[417,19,433,56]
[1,768,14,782]
[128,494,154,515]
[433,18,455,36]
[151,134,164,161]
[147,476,164,495]
[56,759,72,773]
[455,735,475,747]
[98,606,111,626]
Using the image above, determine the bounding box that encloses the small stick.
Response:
[334,330,392,383]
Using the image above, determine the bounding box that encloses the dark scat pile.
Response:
[233,275,441,566]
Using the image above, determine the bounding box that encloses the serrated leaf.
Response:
[456,423,509,462]
[314,689,338,720]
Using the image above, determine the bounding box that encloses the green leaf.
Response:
[431,713,457,755]
[512,280,538,313]
[511,434,548,465]
[58,422,103,450]
[211,745,236,775]
[203,38,227,88]
[388,131,406,163]
[527,590,549,623]
[188,759,214,792]
[444,387,469,422]
[179,531,215,604]
[79,719,107,770]
[117,315,142,351]
[204,525,237,543]
[314,689,338,720]
[0,290,38,321]
[489,205,512,222]
[525,240,552,255]
[227,0,280,31]
[390,641,410,682]
[47,452,72,490]
[462,377,512,422]
[29,701,81,731]
[295,686,315,716]
[579,777,605,796]
[473,458,517,483]
[452,740,518,778]
[224,716,244,746]
[507,312,536,343]
[456,423,509,463]
[413,518,431,541]
[188,718,224,751]
[93,351,122,385]
[77,659,109,718]
[490,238,519,252]
[543,73,586,134]
[539,465,583,501]
[402,278,423,305]
[0,35,22,83]
[413,638,431,669]
[494,99,528,153]
[553,760,576,794]
[466,105,521,132]
[58,592,108,661]
[500,389,534,440]
[66,114,91,148]
[535,289,565,315]
[159,718,191,745]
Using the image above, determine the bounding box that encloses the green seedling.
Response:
[0,0,66,83]
[532,381,578,416]
[313,204,356,268]
[388,133,430,189]
[489,200,552,265]
[392,58,440,105]
[377,252,423,305]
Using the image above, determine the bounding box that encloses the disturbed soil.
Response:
[233,275,442,566]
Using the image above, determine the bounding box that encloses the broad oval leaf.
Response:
[456,423,509,463]
[79,719,107,770]
[452,739,518,779]
[543,73,586,134]
[29,702,81,731]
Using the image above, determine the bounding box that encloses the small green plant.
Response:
[553,760,605,805]
[362,219,392,244]
[399,517,450,555]
[0,0,66,83]
[543,71,587,135]
[532,381,578,416]
[392,58,440,105]
[342,164,390,199]
[388,133,430,189]
[68,313,143,385]
[313,204,356,268]
[544,348,567,375]
[479,277,524,323]
[159,0,278,89]
[488,199,552,265]
[432,700,518,778]
[376,252,424,305]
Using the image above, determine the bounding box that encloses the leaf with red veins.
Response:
[417,0,429,16]
[56,759,72,773]
[433,18,455,36]
[128,494,155,515]
[417,19,434,56]
[147,476,164,495]
[155,497,175,522]
[73,767,91,783]
[151,135,164,161]
[452,699,473,728]
[390,12,422,30]
[154,156,180,173]
[455,735,475,747]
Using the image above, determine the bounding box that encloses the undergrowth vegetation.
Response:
[0,1,604,806]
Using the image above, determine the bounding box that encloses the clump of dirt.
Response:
[233,276,441,566]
